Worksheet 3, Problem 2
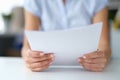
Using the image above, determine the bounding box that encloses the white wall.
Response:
[0,0,24,14]
[110,26,120,58]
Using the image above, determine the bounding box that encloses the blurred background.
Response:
[0,0,120,58]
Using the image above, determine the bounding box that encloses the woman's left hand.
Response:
[78,51,109,72]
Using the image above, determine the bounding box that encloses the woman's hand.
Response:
[78,51,109,72]
[23,49,54,72]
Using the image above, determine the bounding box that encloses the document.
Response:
[25,23,102,66]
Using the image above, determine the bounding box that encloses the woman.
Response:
[22,0,111,72]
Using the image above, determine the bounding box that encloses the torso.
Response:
[28,0,108,31]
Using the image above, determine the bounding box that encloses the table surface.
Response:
[0,57,120,80]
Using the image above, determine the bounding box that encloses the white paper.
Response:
[25,23,102,66]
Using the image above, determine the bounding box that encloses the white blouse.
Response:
[24,0,108,31]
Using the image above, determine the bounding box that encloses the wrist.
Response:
[21,46,30,59]
[98,47,111,62]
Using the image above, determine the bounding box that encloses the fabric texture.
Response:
[24,0,108,31]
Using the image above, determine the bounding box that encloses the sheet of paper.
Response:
[25,23,102,66]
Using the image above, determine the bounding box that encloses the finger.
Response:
[29,53,54,63]
[25,52,54,64]
[83,51,105,59]
[78,58,103,72]
[78,57,84,65]
[82,63,105,70]
[29,59,52,69]
[83,58,107,64]
[90,68,104,72]
[83,65,103,72]
[25,51,44,64]
[31,64,50,72]
[28,50,44,58]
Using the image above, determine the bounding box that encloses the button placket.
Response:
[56,0,68,28]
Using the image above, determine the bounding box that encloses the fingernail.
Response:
[40,53,44,56]
[83,56,87,59]
[50,54,54,58]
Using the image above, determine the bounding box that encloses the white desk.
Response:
[0,57,120,80]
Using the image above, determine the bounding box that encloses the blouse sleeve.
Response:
[23,0,41,17]
[93,0,109,14]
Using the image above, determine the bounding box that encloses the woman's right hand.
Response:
[23,49,54,72]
